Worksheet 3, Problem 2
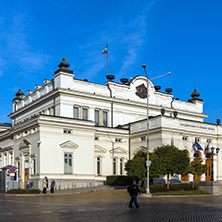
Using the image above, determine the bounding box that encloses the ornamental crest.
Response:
[135,84,147,99]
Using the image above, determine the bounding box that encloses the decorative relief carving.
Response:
[135,84,147,99]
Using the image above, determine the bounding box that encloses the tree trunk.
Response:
[192,175,195,189]
[167,174,170,190]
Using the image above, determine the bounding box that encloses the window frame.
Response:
[103,110,108,127]
[73,106,80,119]
[83,107,89,120]
[113,158,117,175]
[64,153,73,174]
[95,109,100,126]
[97,157,101,176]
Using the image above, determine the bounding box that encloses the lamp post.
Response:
[142,65,171,194]
[210,147,220,181]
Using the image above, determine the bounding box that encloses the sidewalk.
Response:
[3,185,128,197]
[48,185,127,195]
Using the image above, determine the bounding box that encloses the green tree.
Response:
[154,145,190,190]
[125,151,162,186]
[125,151,146,182]
[188,160,208,188]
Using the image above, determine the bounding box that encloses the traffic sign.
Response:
[9,167,16,173]
[146,160,152,167]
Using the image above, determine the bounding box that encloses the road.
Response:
[1,189,222,221]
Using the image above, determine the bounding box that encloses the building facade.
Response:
[0,58,221,189]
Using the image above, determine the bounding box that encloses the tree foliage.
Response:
[125,151,162,183]
[188,160,208,188]
[125,151,147,181]
[154,145,190,189]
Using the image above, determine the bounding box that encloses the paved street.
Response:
[1,189,222,221]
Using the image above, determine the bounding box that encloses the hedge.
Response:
[106,176,139,186]
[139,183,197,193]
[6,189,41,194]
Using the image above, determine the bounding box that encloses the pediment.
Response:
[94,145,107,153]
[109,147,128,154]
[60,140,78,149]
[133,146,147,155]
[19,139,31,150]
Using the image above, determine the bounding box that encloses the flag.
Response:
[192,143,196,152]
[194,140,203,150]
[204,140,211,154]
[171,137,174,146]
[102,47,108,54]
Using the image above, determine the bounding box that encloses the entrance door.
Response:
[181,150,189,181]
[194,152,201,181]
[181,173,189,181]
[24,169,29,188]
[205,158,212,181]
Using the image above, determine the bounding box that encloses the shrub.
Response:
[6,189,41,194]
[139,183,197,193]
[106,176,139,186]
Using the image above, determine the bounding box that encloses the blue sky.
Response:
[0,0,222,124]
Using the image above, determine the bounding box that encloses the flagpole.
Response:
[106,45,108,75]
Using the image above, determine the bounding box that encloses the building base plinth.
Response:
[140,193,152,198]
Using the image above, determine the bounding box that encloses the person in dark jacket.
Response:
[50,179,55,193]
[127,180,140,208]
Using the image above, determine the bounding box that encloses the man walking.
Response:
[127,180,140,208]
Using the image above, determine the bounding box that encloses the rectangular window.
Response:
[182,136,188,141]
[140,136,146,142]
[103,111,108,127]
[120,159,123,175]
[74,106,79,119]
[63,129,72,134]
[18,162,20,176]
[195,138,200,142]
[97,157,101,175]
[33,159,36,174]
[115,138,122,143]
[64,153,72,174]
[113,158,117,175]
[95,109,100,126]
[83,107,88,120]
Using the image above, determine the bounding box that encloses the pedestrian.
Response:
[50,179,55,193]
[42,176,47,194]
[46,177,49,189]
[127,180,140,208]
[149,178,154,186]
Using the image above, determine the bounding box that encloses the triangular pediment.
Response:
[19,139,31,149]
[133,146,147,155]
[94,145,107,153]
[109,147,128,154]
[60,140,78,149]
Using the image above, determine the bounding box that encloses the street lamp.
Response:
[142,64,171,194]
[209,147,220,181]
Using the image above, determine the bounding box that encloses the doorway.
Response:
[181,150,189,181]
[205,155,212,181]
[194,151,201,181]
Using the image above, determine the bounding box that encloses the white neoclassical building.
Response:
[0,58,221,189]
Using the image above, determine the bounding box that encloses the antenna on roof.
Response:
[194,76,196,90]
[63,40,65,59]
[19,74,21,89]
